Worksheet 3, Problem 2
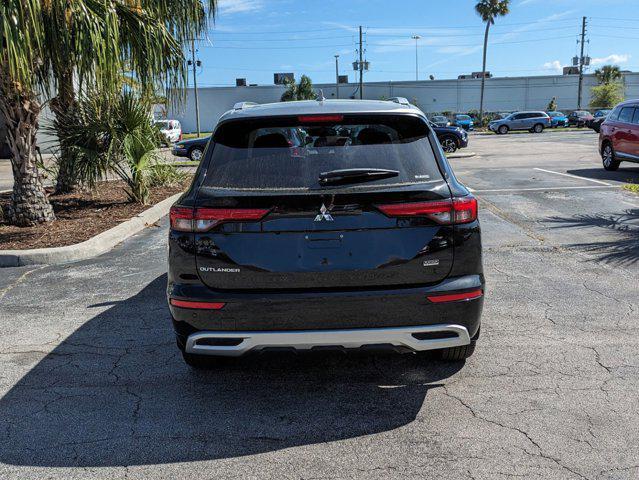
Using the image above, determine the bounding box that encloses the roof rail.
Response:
[388,97,411,106]
[233,101,259,110]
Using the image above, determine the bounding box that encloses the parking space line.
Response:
[474,185,617,193]
[533,167,612,186]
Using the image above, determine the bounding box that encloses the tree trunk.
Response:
[51,67,80,194]
[0,76,56,227]
[479,21,491,123]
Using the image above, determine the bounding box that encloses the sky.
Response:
[191,0,639,88]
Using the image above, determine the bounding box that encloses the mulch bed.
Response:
[0,179,190,250]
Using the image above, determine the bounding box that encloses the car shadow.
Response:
[566,167,639,184]
[0,274,463,468]
[547,208,639,266]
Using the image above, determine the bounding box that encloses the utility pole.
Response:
[577,16,587,110]
[412,35,421,81]
[359,26,364,99]
[334,55,340,99]
[190,37,201,137]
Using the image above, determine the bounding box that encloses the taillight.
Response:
[376,196,477,225]
[427,289,483,303]
[169,206,270,232]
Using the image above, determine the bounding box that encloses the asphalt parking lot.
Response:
[1,130,638,479]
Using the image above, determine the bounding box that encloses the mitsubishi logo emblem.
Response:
[314,203,334,222]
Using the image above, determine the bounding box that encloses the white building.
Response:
[169,72,639,133]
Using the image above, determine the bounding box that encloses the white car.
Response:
[155,119,182,144]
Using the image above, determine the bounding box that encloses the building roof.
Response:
[218,99,422,122]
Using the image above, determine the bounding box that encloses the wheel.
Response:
[438,342,476,361]
[601,143,620,171]
[189,147,203,162]
[498,125,509,135]
[532,123,544,133]
[440,136,458,153]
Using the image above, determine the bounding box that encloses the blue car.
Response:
[453,114,474,131]
[547,111,568,128]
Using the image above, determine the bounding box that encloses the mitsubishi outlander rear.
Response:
[167,99,484,368]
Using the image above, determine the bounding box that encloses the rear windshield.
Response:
[204,114,442,191]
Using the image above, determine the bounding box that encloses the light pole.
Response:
[334,55,340,99]
[411,35,421,81]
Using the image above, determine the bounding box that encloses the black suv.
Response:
[428,120,469,153]
[168,99,484,368]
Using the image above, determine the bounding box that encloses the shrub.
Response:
[590,83,623,109]
[50,90,162,204]
[148,163,188,188]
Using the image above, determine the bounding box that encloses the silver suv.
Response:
[488,111,551,134]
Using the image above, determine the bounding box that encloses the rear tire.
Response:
[440,136,458,153]
[498,125,509,135]
[532,123,544,133]
[189,147,203,162]
[438,342,476,361]
[601,143,620,171]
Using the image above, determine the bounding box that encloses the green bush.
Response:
[590,83,623,109]
[148,163,188,187]
[50,90,162,204]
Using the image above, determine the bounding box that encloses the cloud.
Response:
[543,60,564,73]
[217,0,264,15]
[590,54,630,66]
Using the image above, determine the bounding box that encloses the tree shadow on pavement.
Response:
[547,208,639,266]
[0,274,463,468]
[566,167,639,184]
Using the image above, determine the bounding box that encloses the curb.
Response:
[0,192,182,268]
[447,151,477,159]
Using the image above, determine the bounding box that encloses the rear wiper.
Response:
[318,168,399,186]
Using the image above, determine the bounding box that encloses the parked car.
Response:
[547,111,568,128]
[154,119,182,144]
[587,109,612,133]
[430,115,451,127]
[567,110,593,128]
[488,111,551,134]
[172,136,211,161]
[453,114,474,131]
[599,100,639,171]
[427,119,468,153]
[168,99,484,368]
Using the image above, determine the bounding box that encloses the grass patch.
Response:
[622,183,639,194]
[182,132,212,140]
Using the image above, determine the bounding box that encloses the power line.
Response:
[369,35,576,48]
[199,43,357,50]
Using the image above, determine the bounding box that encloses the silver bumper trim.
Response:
[184,324,470,357]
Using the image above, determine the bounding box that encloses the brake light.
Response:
[376,196,477,224]
[297,114,344,123]
[170,206,270,232]
[427,289,483,303]
[170,299,226,310]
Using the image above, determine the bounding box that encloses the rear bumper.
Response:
[169,274,484,343]
[184,323,471,357]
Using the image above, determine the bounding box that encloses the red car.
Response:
[599,100,639,171]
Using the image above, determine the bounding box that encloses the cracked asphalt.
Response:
[1,130,638,479]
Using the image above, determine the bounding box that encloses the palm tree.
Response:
[0,0,56,226]
[475,0,510,122]
[1,0,216,225]
[281,75,318,102]
[46,0,217,193]
[594,65,622,85]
